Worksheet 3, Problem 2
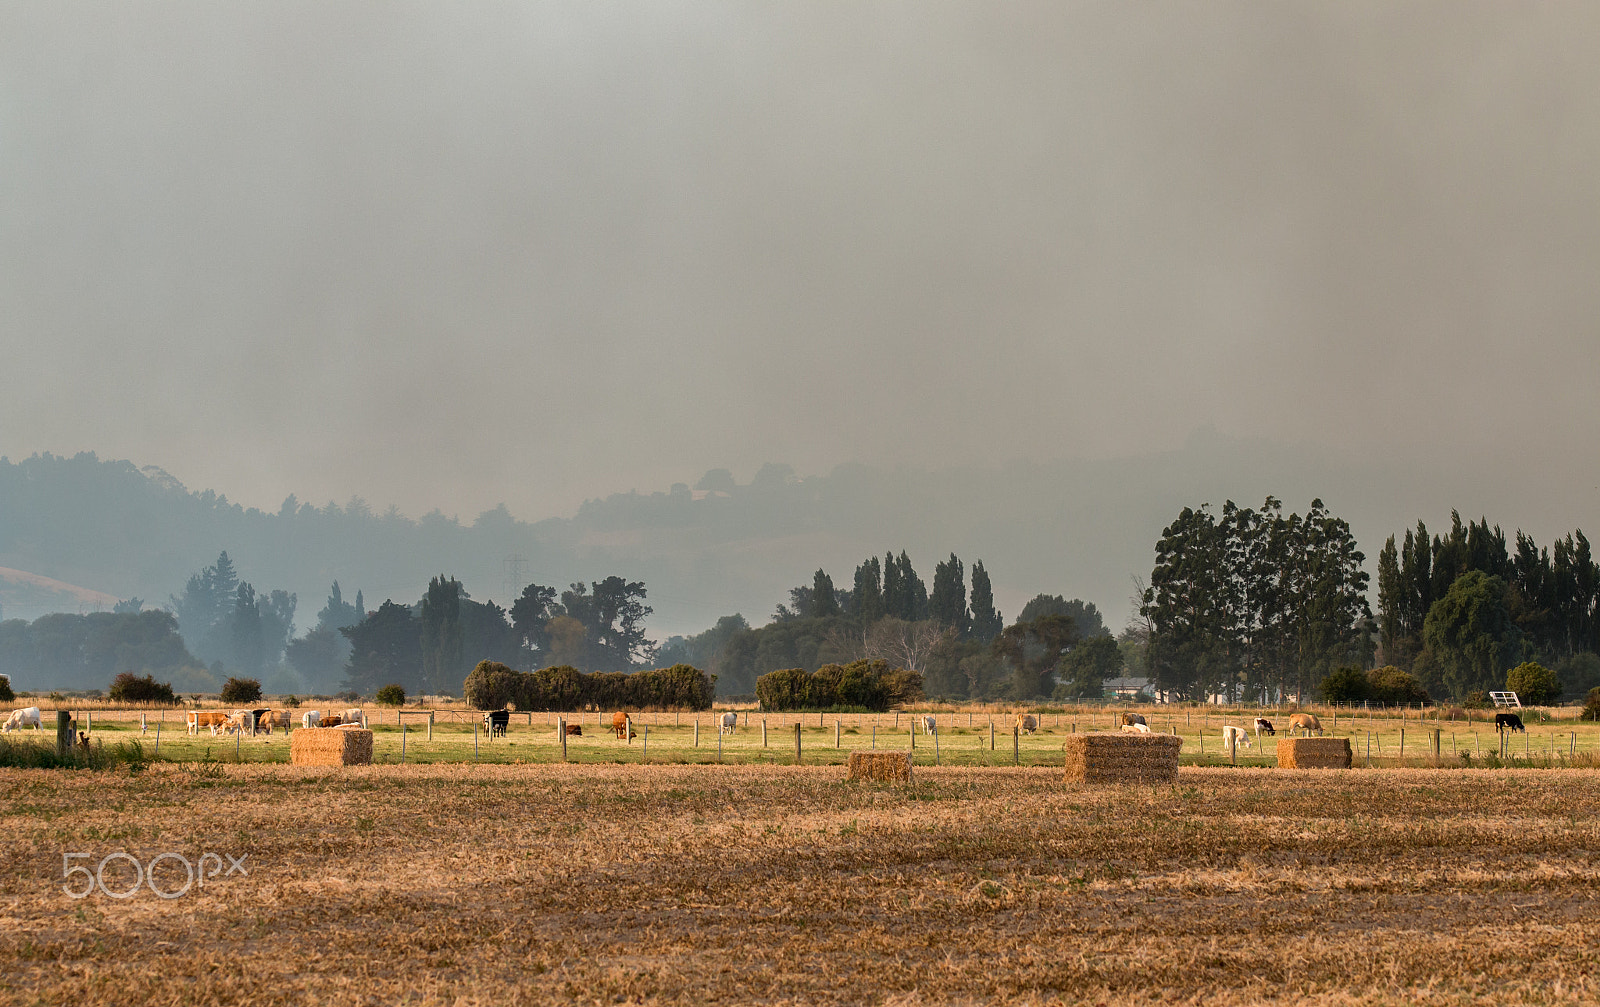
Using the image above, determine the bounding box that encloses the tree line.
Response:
[658,551,1122,702]
[1375,514,1600,701]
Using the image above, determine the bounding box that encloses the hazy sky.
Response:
[3,3,1597,522]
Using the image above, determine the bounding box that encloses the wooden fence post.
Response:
[428,711,434,741]
[762,719,768,747]
[835,719,841,748]
[990,722,995,751]
[140,713,147,734]
[56,711,72,756]
[1229,731,1236,765]
[794,722,802,765]
[694,721,700,748]
[1012,726,1019,765]
[155,720,161,755]
[558,718,566,762]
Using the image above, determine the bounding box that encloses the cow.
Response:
[1121,722,1151,734]
[920,715,937,736]
[301,710,322,730]
[1015,714,1038,735]
[609,711,636,740]
[1120,712,1147,727]
[1495,713,1526,733]
[248,708,272,735]
[564,723,583,737]
[187,710,229,735]
[3,707,43,732]
[720,712,739,735]
[320,714,344,728]
[1252,718,1276,737]
[1288,712,1322,736]
[255,711,290,735]
[217,713,248,736]
[340,708,367,729]
[1221,725,1252,750]
[484,711,510,737]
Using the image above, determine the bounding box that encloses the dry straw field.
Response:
[3,762,1599,1005]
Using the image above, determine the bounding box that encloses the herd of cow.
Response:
[181,707,369,736]
[0,703,1537,748]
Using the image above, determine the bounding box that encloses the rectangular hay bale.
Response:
[291,726,374,766]
[1276,736,1351,769]
[846,751,913,783]
[1063,732,1182,783]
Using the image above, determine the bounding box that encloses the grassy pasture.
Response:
[2,763,1598,1004]
[51,705,1600,770]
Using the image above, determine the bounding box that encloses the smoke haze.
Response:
[2,4,1597,567]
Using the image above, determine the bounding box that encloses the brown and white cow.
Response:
[187,710,230,736]
[1015,714,1038,735]
[1120,712,1147,727]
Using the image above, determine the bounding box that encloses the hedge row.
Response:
[755,659,923,712]
[464,661,716,712]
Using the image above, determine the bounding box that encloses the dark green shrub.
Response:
[754,659,922,712]
[0,675,12,704]
[107,672,179,705]
[375,684,406,707]
[1367,666,1429,705]
[1318,666,1370,703]
[461,660,715,711]
[283,695,300,708]
[219,677,262,704]
[1505,661,1561,705]
[1581,687,1600,723]
[1463,690,1490,709]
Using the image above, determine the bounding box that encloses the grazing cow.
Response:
[187,710,229,735]
[609,711,636,740]
[3,707,43,732]
[1253,718,1276,738]
[301,710,322,730]
[340,708,367,728]
[1495,713,1526,733]
[1288,712,1322,736]
[1120,712,1147,727]
[248,708,272,735]
[1221,725,1252,750]
[1121,722,1151,734]
[720,712,739,735]
[255,711,290,735]
[1015,714,1038,735]
[921,715,937,736]
[217,713,248,736]
[484,711,510,737]
[563,723,583,737]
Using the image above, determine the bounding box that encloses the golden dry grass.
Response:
[3,765,1599,1005]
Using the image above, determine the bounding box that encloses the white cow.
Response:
[340,708,367,728]
[921,715,936,736]
[2,707,43,732]
[1221,725,1252,751]
[301,710,322,729]
[1120,722,1151,734]
[719,712,738,734]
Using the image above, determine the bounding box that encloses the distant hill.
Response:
[0,565,120,620]
[1,436,1591,638]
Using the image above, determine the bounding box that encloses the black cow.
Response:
[1495,712,1525,733]
[483,710,511,737]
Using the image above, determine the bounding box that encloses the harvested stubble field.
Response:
[2,765,1599,1005]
